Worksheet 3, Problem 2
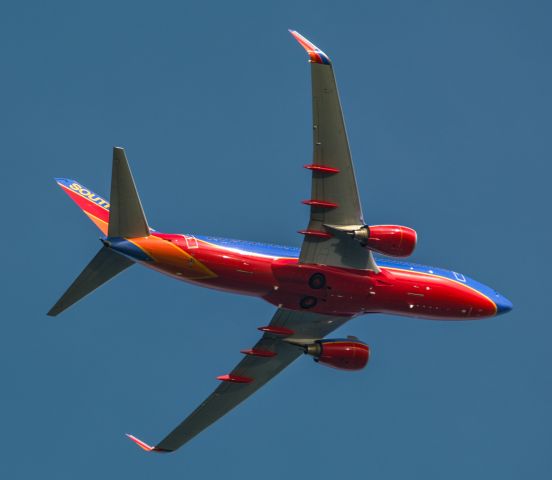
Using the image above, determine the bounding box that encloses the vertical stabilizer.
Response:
[108,147,150,238]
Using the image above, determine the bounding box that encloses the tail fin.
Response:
[108,147,150,238]
[55,178,111,235]
[49,147,150,316]
[47,246,133,316]
[54,147,150,238]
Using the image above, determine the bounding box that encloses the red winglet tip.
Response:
[288,30,331,65]
[126,433,155,452]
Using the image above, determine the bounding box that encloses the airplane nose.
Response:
[494,294,513,315]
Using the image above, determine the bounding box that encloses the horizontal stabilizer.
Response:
[108,147,150,238]
[47,247,134,316]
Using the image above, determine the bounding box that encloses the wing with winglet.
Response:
[125,30,372,454]
[289,30,379,272]
[127,308,351,452]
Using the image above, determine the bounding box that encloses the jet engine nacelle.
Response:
[354,224,417,258]
[305,339,370,371]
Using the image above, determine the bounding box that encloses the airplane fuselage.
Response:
[108,232,512,320]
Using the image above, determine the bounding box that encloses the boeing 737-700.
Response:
[48,30,512,453]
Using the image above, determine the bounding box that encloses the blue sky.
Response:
[1,1,550,478]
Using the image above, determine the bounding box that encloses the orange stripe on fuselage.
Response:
[127,235,217,280]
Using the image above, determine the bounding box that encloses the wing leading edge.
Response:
[127,308,351,452]
[290,30,379,272]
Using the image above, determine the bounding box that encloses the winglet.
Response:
[126,433,155,451]
[126,434,172,453]
[289,30,331,65]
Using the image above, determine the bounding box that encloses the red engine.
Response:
[305,339,370,371]
[361,225,417,257]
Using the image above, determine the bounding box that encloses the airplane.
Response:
[48,30,513,453]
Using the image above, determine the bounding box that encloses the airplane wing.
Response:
[127,308,351,452]
[290,31,379,272]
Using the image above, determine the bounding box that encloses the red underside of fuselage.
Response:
[127,233,497,320]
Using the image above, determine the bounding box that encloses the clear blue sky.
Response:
[1,1,549,478]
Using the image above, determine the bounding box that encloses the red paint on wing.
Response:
[298,229,332,239]
[258,325,295,336]
[302,199,338,208]
[241,349,277,357]
[304,164,340,173]
[217,374,253,384]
